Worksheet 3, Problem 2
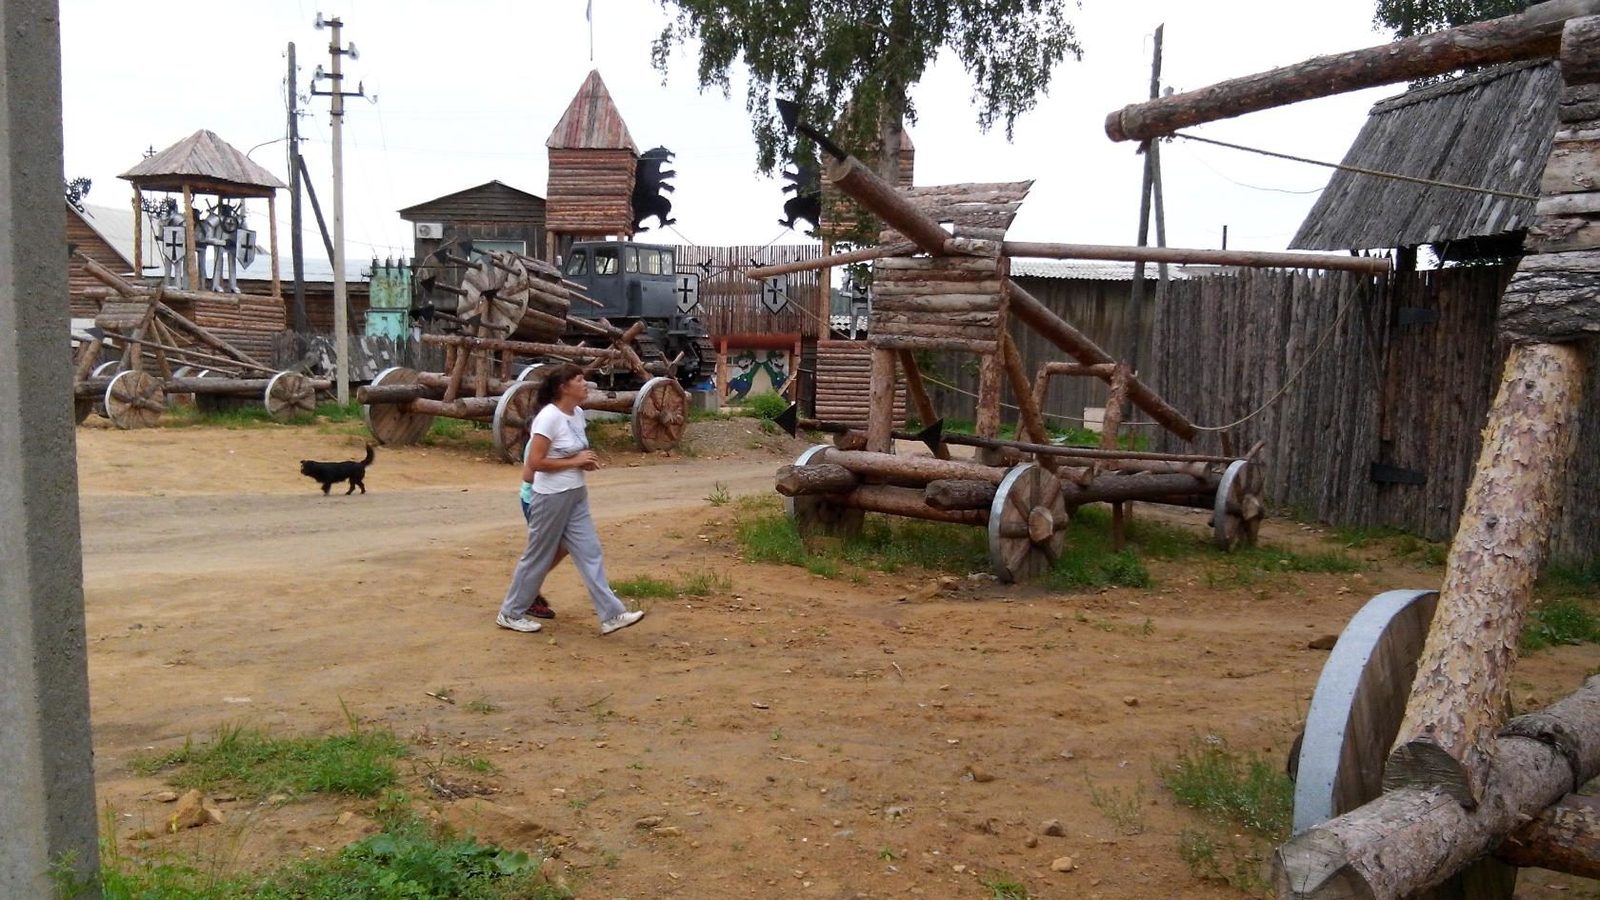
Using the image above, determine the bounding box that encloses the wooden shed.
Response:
[544,69,637,254]
[398,180,547,265]
[65,203,146,319]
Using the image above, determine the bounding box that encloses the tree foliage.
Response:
[650,0,1082,179]
[1373,0,1529,39]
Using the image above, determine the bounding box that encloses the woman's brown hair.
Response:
[534,363,585,408]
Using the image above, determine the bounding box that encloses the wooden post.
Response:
[1497,794,1600,877]
[1000,332,1053,471]
[1103,0,1600,142]
[896,348,950,459]
[867,347,897,452]
[182,185,197,290]
[267,193,281,300]
[131,187,143,276]
[717,337,729,403]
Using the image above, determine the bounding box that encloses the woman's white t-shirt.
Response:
[528,404,589,495]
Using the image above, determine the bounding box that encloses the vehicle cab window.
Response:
[563,251,588,276]
[594,247,620,276]
[623,248,639,273]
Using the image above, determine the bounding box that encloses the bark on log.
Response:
[1059,471,1217,505]
[1001,332,1054,467]
[775,463,860,497]
[924,479,998,510]
[1275,675,1600,899]
[1001,241,1391,274]
[870,334,1000,354]
[1104,0,1600,142]
[1007,279,1198,440]
[1496,793,1600,877]
[821,449,1008,485]
[1386,343,1588,806]
[867,349,897,453]
[825,156,957,255]
[836,484,990,525]
[152,302,265,369]
[897,349,951,459]
[745,241,916,279]
[406,396,500,419]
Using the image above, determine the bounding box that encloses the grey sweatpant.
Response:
[500,486,627,624]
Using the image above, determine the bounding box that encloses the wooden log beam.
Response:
[406,395,500,420]
[1006,278,1198,440]
[836,484,990,525]
[745,241,916,280]
[419,332,624,361]
[1042,362,1118,378]
[924,479,998,510]
[1060,471,1216,505]
[1274,675,1600,899]
[1001,331,1055,470]
[152,302,264,369]
[821,448,1008,485]
[97,328,279,375]
[775,463,860,497]
[1497,793,1600,877]
[1002,241,1391,274]
[1103,0,1600,142]
[825,156,955,255]
[867,348,897,453]
[896,349,950,459]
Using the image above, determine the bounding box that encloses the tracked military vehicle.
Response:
[561,240,714,389]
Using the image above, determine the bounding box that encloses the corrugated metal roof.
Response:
[1009,259,1202,281]
[545,70,638,151]
[1290,61,1557,251]
[73,202,152,268]
[120,129,288,195]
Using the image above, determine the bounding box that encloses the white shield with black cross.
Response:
[674,272,699,314]
[160,224,186,265]
[234,228,258,270]
[760,275,788,314]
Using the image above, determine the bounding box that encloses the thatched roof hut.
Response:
[120,129,287,197]
[1290,61,1558,255]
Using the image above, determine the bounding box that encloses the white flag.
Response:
[586,0,592,22]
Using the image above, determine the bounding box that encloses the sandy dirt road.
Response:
[73,422,1596,899]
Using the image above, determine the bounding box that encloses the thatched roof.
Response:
[120,129,287,197]
[546,70,637,152]
[1290,61,1558,252]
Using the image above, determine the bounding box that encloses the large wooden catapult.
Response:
[356,239,688,459]
[759,107,1388,582]
[1096,3,1600,896]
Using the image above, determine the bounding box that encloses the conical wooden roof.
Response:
[120,129,287,197]
[545,70,637,152]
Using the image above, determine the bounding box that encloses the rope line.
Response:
[1173,131,1540,202]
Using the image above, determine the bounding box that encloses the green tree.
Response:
[650,0,1082,185]
[1374,0,1529,38]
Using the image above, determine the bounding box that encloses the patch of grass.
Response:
[733,494,988,579]
[739,391,790,421]
[465,698,500,715]
[1522,598,1600,652]
[1085,775,1146,835]
[1539,559,1600,599]
[1162,736,1293,840]
[612,570,732,599]
[706,481,731,506]
[1177,827,1271,896]
[979,874,1031,900]
[448,755,500,776]
[130,714,406,800]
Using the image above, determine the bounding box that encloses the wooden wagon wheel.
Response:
[785,445,865,537]
[1212,459,1266,550]
[492,381,540,463]
[516,364,548,383]
[91,361,120,378]
[988,462,1067,583]
[361,366,435,446]
[264,371,317,421]
[1289,588,1517,896]
[104,370,166,430]
[631,376,688,452]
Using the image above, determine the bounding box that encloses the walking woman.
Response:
[496,364,646,636]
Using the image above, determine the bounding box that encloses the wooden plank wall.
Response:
[1145,265,1598,565]
[673,244,823,338]
[913,276,1158,428]
[814,339,906,428]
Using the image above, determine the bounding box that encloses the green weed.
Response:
[1522,598,1600,652]
[1085,775,1146,835]
[1162,736,1293,840]
[706,481,731,506]
[1177,827,1271,896]
[465,699,500,715]
[130,715,406,800]
[979,874,1031,900]
[612,570,731,599]
[740,392,790,421]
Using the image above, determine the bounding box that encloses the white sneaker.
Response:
[496,612,543,633]
[600,609,646,636]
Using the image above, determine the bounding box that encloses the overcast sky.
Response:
[60,0,1400,267]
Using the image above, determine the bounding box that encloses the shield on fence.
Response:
[675,272,700,314]
[760,275,788,314]
[234,228,258,270]
[160,225,185,265]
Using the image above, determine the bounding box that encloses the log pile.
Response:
[546,149,635,235]
[870,254,1006,354]
[813,340,905,430]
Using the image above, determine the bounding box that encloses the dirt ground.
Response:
[74,416,1597,899]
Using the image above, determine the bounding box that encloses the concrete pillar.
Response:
[0,0,101,895]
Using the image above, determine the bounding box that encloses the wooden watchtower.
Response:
[544,70,638,261]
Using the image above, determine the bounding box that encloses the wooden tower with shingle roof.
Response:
[544,70,638,259]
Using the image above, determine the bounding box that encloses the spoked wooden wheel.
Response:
[264,371,317,421]
[1289,589,1516,896]
[988,462,1067,583]
[1212,459,1266,550]
[461,255,528,336]
[104,370,166,429]
[492,381,539,463]
[785,445,864,537]
[631,376,688,453]
[362,366,434,446]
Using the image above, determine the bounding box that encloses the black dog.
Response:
[300,444,375,495]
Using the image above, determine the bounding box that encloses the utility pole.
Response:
[310,13,362,405]
[286,42,308,333]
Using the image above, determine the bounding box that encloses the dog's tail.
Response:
[362,444,375,466]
